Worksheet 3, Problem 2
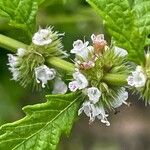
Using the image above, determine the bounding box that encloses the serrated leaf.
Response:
[86,0,149,64]
[133,0,150,46]
[0,0,38,39]
[0,93,81,150]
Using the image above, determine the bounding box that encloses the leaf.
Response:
[86,0,149,64]
[0,93,81,150]
[133,0,150,46]
[0,0,38,39]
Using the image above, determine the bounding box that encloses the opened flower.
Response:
[52,77,68,94]
[87,87,101,104]
[127,66,146,88]
[111,87,128,108]
[35,65,56,88]
[32,28,52,46]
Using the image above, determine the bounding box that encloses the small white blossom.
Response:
[78,101,110,126]
[91,34,105,43]
[87,87,101,104]
[78,101,100,122]
[7,54,19,68]
[9,67,20,81]
[17,48,26,57]
[32,28,52,46]
[127,66,146,88]
[114,46,128,57]
[71,40,92,60]
[111,87,128,108]
[97,105,110,126]
[69,81,79,92]
[73,71,88,89]
[35,65,56,88]
[52,78,67,94]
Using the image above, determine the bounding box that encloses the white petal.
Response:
[35,65,56,88]
[127,76,135,86]
[52,78,68,94]
[68,81,79,92]
[17,48,26,57]
[114,46,128,57]
[111,87,128,108]
[87,87,101,104]
[73,72,88,89]
[7,54,19,67]
[32,28,52,46]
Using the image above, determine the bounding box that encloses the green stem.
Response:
[47,57,75,73]
[0,34,27,52]
[0,34,128,85]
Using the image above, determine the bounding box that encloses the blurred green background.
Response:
[0,0,149,149]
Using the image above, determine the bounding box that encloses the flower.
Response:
[78,101,100,122]
[7,54,19,68]
[127,66,146,88]
[52,78,67,94]
[17,48,26,57]
[32,28,52,46]
[71,40,93,60]
[87,87,101,104]
[114,46,128,57]
[35,65,56,88]
[111,87,128,108]
[68,81,79,92]
[91,34,107,53]
[97,105,110,126]
[78,101,110,126]
[73,71,88,89]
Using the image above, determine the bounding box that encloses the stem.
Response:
[103,74,128,86]
[47,57,75,73]
[0,34,128,85]
[0,34,27,52]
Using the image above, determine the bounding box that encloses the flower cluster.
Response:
[69,34,130,126]
[7,27,67,93]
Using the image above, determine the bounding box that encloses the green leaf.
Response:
[86,0,150,64]
[0,0,38,39]
[133,0,150,46]
[0,93,81,150]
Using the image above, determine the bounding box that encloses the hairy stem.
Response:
[0,34,128,85]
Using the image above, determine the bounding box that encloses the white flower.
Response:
[7,54,19,68]
[8,67,20,81]
[78,101,100,122]
[73,71,88,89]
[69,81,79,92]
[91,34,105,43]
[35,65,56,88]
[78,101,110,126]
[52,78,67,94]
[114,46,128,57]
[111,87,128,108]
[32,28,52,46]
[97,105,110,126]
[17,48,26,57]
[71,40,92,60]
[127,66,146,88]
[87,87,101,104]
